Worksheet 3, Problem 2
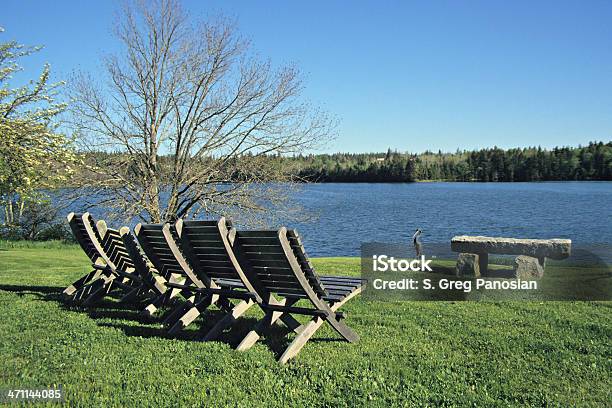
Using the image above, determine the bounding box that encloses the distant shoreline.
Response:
[293,141,612,183]
[50,179,612,190]
[299,179,612,183]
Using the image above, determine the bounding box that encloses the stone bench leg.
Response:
[456,253,481,277]
[478,252,488,275]
[514,255,545,279]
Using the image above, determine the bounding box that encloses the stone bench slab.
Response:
[451,236,571,260]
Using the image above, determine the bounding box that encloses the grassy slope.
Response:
[0,243,610,407]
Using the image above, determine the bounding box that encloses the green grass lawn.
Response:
[0,242,610,407]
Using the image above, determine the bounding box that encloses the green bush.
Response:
[37,223,75,242]
[0,200,73,242]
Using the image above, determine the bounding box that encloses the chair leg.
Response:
[235,310,282,351]
[199,299,255,341]
[235,297,298,352]
[140,278,186,319]
[167,294,215,336]
[141,291,170,318]
[324,315,359,343]
[71,273,112,302]
[216,296,234,314]
[166,274,186,299]
[278,287,364,363]
[164,289,216,324]
[267,297,303,333]
[279,314,303,333]
[81,275,116,306]
[120,285,147,303]
[163,295,197,326]
[63,268,103,296]
[279,317,325,364]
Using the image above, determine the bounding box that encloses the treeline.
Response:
[290,141,612,182]
[78,141,612,183]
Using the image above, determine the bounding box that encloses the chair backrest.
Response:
[67,212,103,263]
[177,218,242,281]
[67,212,134,272]
[119,226,155,276]
[285,230,327,293]
[234,227,328,299]
[97,221,135,272]
[119,226,166,292]
[176,217,262,301]
[135,223,206,288]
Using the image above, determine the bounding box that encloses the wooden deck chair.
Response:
[175,218,304,341]
[68,214,151,305]
[232,227,365,363]
[64,212,138,302]
[117,226,169,308]
[63,212,109,296]
[134,222,246,334]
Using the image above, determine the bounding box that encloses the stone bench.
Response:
[451,236,572,278]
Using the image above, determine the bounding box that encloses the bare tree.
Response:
[69,0,333,224]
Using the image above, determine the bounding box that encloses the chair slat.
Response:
[237,237,282,246]
[188,240,225,248]
[190,246,228,254]
[236,230,280,238]
[241,252,288,261]
[264,286,307,296]
[184,225,219,232]
[184,232,221,241]
[248,259,292,268]
[255,274,299,283]
[251,266,297,278]
[199,265,237,273]
[259,279,304,291]
[192,259,234,268]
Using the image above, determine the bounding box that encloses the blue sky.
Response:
[3,0,612,153]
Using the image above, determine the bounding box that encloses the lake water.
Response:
[288,182,612,256]
[64,182,612,257]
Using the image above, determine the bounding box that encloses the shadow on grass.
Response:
[0,284,64,301]
[95,311,263,346]
[0,283,353,358]
[97,322,173,339]
[92,305,337,359]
